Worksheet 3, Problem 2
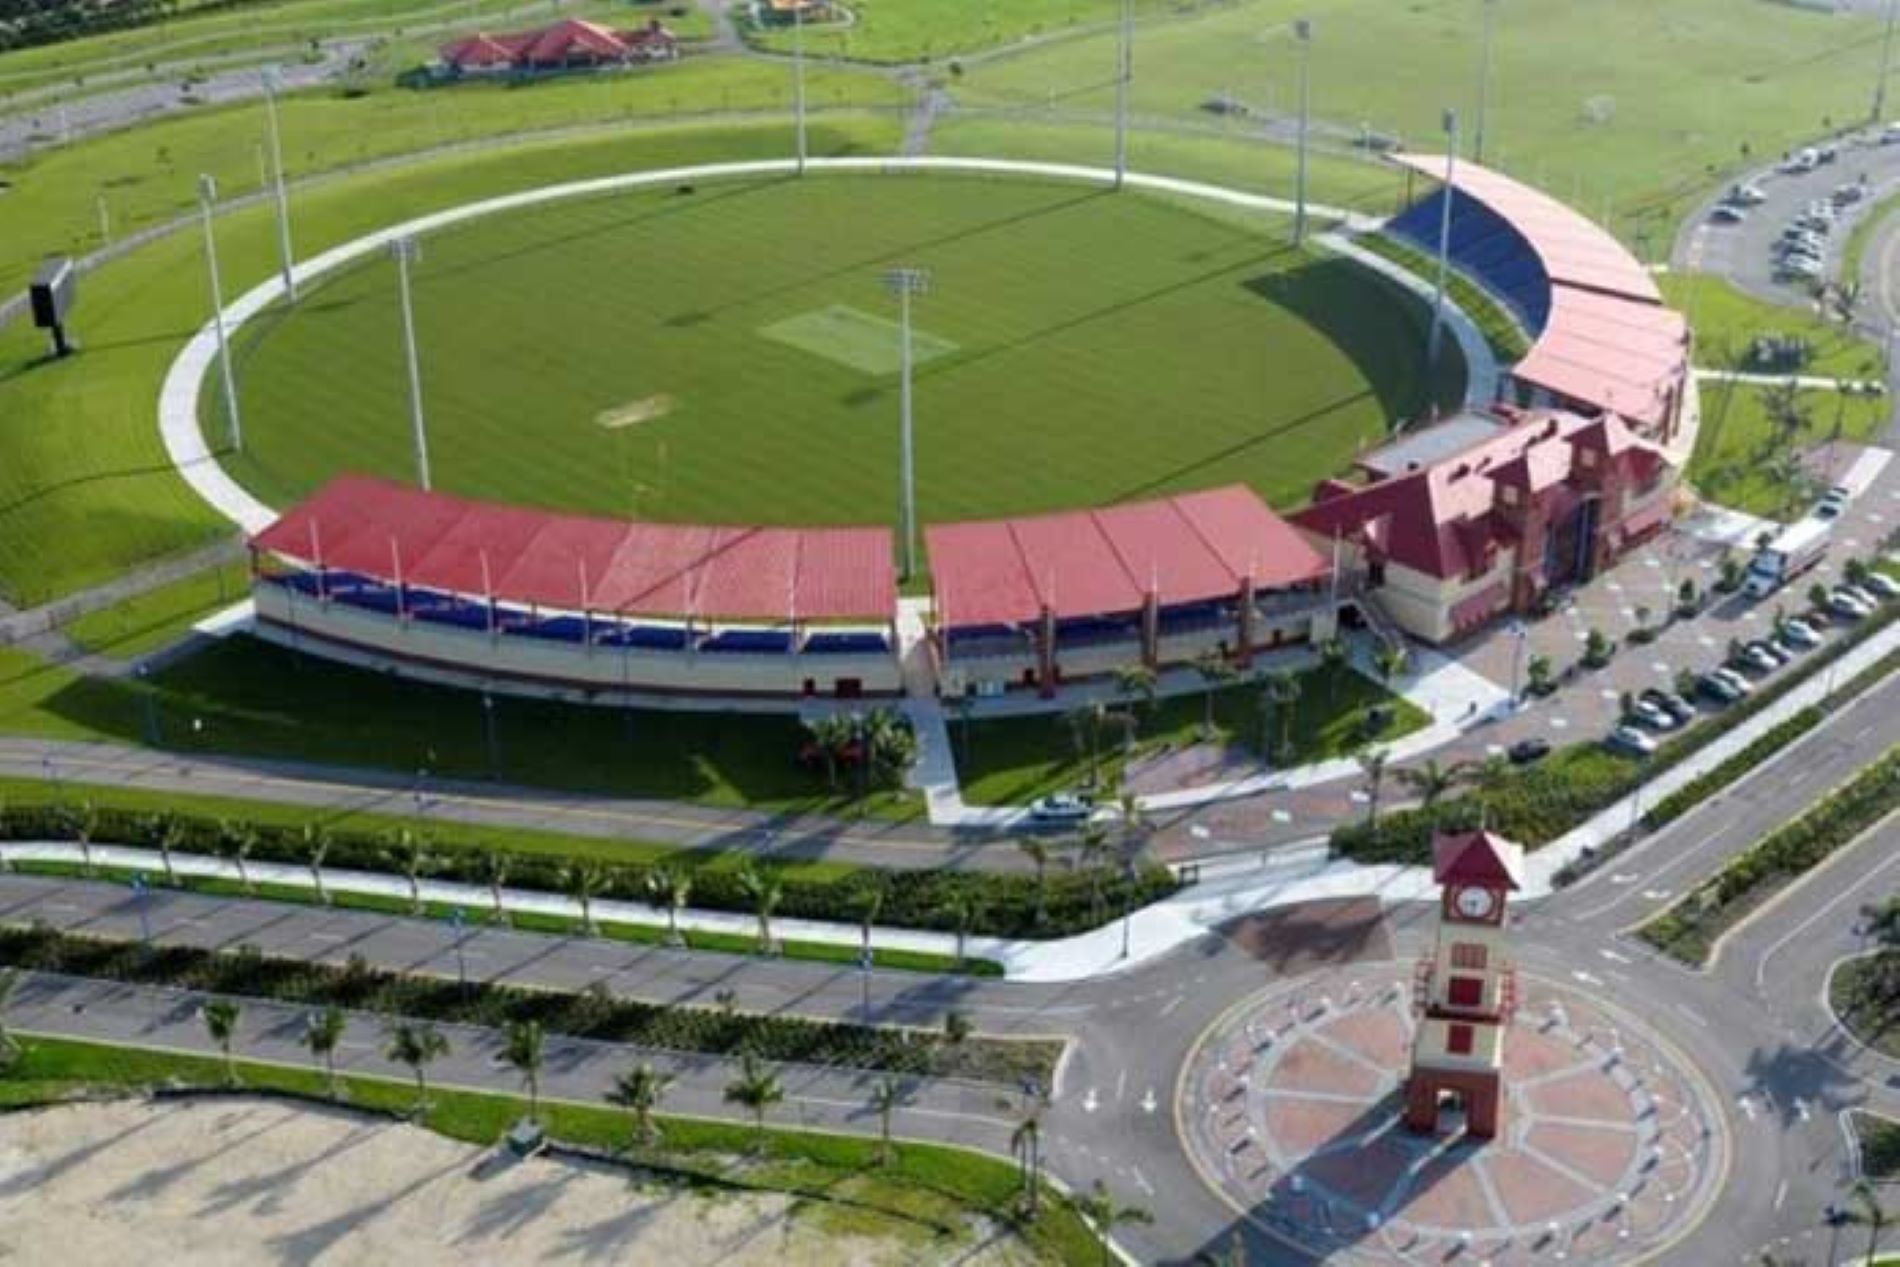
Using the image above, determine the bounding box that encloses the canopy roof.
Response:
[927,486,1326,629]
[252,475,895,624]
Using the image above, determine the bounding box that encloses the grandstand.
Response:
[925,487,1335,699]
[1383,156,1690,444]
[247,476,900,700]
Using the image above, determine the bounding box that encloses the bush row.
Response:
[1639,709,1823,831]
[0,804,1178,941]
[0,924,1060,1086]
[1637,745,1900,964]
[1332,598,1900,865]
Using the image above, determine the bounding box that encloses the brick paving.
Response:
[1178,965,1725,1264]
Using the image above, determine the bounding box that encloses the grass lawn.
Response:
[1663,274,1884,380]
[222,170,1459,530]
[1850,1109,1900,1181]
[955,661,1427,806]
[743,0,1168,63]
[0,1035,1102,1265]
[953,0,1896,254]
[62,561,250,658]
[0,115,904,606]
[1833,952,1900,1061]
[1688,377,1888,520]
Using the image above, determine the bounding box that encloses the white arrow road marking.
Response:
[1642,889,1672,901]
[1572,970,1604,986]
[1140,1087,1158,1114]
[1796,1098,1813,1123]
[1739,1095,1758,1122]
[1082,1087,1099,1114]
[1600,949,1632,964]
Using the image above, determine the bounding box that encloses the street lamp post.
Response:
[884,268,931,581]
[1507,619,1527,707]
[1293,18,1313,245]
[482,691,500,778]
[262,65,297,302]
[792,1,807,174]
[1425,108,1460,373]
[1474,0,1498,165]
[391,236,431,490]
[197,174,243,453]
[1878,0,1900,123]
[131,874,151,948]
[1114,0,1133,189]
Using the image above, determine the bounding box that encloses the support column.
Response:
[1235,579,1257,668]
[1140,592,1159,669]
[1038,605,1057,699]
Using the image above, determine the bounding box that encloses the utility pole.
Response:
[1474,0,1498,165]
[884,268,930,581]
[391,236,431,490]
[1426,108,1460,373]
[792,1,808,174]
[197,175,242,453]
[262,65,298,301]
[1114,0,1132,189]
[1879,0,1900,123]
[1293,18,1313,244]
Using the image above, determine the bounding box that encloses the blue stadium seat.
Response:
[1384,189,1551,335]
[702,629,793,654]
[804,632,890,655]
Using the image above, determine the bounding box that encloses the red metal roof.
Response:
[927,486,1327,629]
[1432,830,1526,890]
[252,475,894,623]
[439,18,674,68]
[1510,287,1688,426]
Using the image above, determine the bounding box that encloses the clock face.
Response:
[1454,886,1497,920]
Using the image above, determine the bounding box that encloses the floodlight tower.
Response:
[391,236,432,491]
[1426,107,1459,373]
[792,0,808,174]
[262,65,298,301]
[1473,0,1498,165]
[1293,17,1313,245]
[197,175,243,453]
[884,267,930,581]
[1878,0,1900,123]
[1114,0,1133,189]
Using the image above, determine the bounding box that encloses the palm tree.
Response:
[217,820,257,896]
[65,800,99,876]
[737,860,784,954]
[391,830,433,916]
[1114,664,1159,736]
[1317,636,1349,703]
[1525,653,1554,696]
[1863,896,1900,947]
[869,1075,906,1165]
[1849,1178,1888,1265]
[1396,758,1464,810]
[1372,642,1409,686]
[723,1053,785,1152]
[939,888,984,967]
[1264,670,1301,762]
[480,849,510,926]
[1459,755,1511,829]
[301,1004,346,1099]
[156,814,185,887]
[804,713,853,791]
[202,998,242,1086]
[384,1019,449,1115]
[606,1061,672,1149]
[1832,277,1864,327]
[1078,1179,1153,1266]
[1065,702,1107,788]
[646,866,693,946]
[1192,650,1237,736]
[1355,747,1390,831]
[301,823,332,906]
[1017,837,1051,928]
[1011,1110,1043,1217]
[0,969,20,1067]
[503,1019,545,1124]
[1078,824,1111,924]
[564,860,606,935]
[864,709,919,790]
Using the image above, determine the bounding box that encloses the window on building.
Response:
[1450,943,1488,970]
[1447,976,1485,1008]
[1447,1023,1475,1056]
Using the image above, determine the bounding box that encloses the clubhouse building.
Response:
[437,18,680,76]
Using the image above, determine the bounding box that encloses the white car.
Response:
[1711,666,1755,697]
[1831,588,1874,618]
[1627,698,1678,731]
[1864,572,1900,598]
[1730,183,1768,206]
[1606,725,1660,757]
[1028,793,1095,825]
[1842,583,1881,607]
[1780,617,1822,648]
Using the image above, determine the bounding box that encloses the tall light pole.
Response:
[261,65,298,302]
[391,236,431,491]
[95,193,111,247]
[197,174,242,453]
[792,1,808,174]
[1293,18,1313,245]
[1426,107,1460,373]
[1877,0,1900,124]
[884,268,930,581]
[1114,0,1133,189]
[1473,0,1498,165]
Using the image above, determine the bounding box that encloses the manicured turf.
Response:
[62,562,250,658]
[1661,274,1884,381]
[224,172,1459,527]
[1689,379,1887,520]
[954,661,1428,806]
[744,0,1162,63]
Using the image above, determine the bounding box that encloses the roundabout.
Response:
[1176,964,1728,1265]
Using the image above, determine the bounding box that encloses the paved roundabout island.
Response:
[1177,964,1728,1265]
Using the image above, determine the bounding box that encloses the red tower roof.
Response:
[1431,830,1526,891]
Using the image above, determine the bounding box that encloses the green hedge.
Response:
[1639,709,1822,830]
[0,804,1177,941]
[0,924,1060,1085]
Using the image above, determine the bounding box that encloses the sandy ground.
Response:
[0,1098,1033,1266]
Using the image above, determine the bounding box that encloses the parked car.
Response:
[1697,672,1745,704]
[1029,793,1095,824]
[1729,182,1769,206]
[1507,737,1551,766]
[1750,639,1790,667]
[1778,258,1824,282]
[1606,725,1660,757]
[1841,583,1881,607]
[1627,697,1676,731]
[1734,643,1781,674]
[1712,666,1755,697]
[1780,617,1822,648]
[1829,588,1873,619]
[1833,182,1867,205]
[1710,204,1747,224]
[1884,121,1900,144]
[1641,688,1698,725]
[1864,571,1900,598]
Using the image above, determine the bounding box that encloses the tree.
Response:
[384,1019,449,1114]
[1078,1179,1153,1266]
[856,879,886,964]
[216,819,258,896]
[480,849,510,926]
[1832,277,1864,327]
[1011,1110,1043,1217]
[302,823,332,906]
[1849,1178,1888,1265]
[1065,703,1108,789]
[1810,581,1833,616]
[64,801,99,877]
[1526,653,1554,696]
[1583,627,1614,667]
[1192,650,1237,736]
[503,1019,545,1123]
[737,859,784,954]
[647,865,692,946]
[943,1009,973,1044]
[1676,576,1699,615]
[1017,838,1051,928]
[803,713,853,791]
[397,831,435,915]
[1372,643,1409,686]
[202,998,242,1086]
[723,1052,785,1152]
[1078,824,1111,923]
[1114,664,1159,729]
[1355,747,1389,831]
[863,709,919,791]
[869,1075,906,1165]
[939,887,985,967]
[0,969,20,1068]
[1863,896,1900,947]
[1396,758,1463,809]
[1262,670,1301,762]
[1632,603,1652,634]
[157,814,186,887]
[606,1061,672,1149]
[564,860,606,935]
[1317,636,1349,702]
[301,1004,346,1100]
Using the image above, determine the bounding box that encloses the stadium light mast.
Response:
[262,65,298,302]
[1114,0,1133,189]
[792,0,808,174]
[1293,18,1313,245]
[884,267,930,581]
[1877,0,1900,122]
[196,175,243,453]
[1473,0,1498,165]
[1426,107,1459,372]
[391,236,432,491]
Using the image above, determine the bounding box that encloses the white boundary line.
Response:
[157,155,1372,534]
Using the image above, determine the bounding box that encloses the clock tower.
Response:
[1404,829,1525,1140]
